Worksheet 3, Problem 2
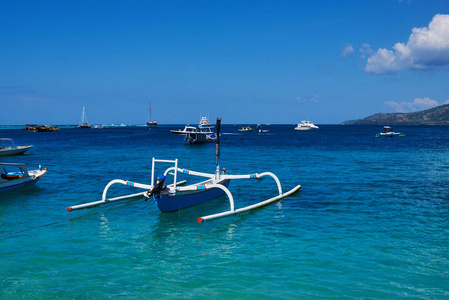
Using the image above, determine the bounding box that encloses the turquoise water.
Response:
[1,125,448,298]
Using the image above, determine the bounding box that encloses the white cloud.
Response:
[385,97,439,112]
[365,14,449,73]
[359,43,373,59]
[341,44,354,58]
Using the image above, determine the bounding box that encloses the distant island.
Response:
[342,104,449,125]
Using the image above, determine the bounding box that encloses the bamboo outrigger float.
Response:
[67,118,301,222]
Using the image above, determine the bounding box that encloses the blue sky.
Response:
[1,0,449,125]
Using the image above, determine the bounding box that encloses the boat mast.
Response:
[149,103,152,122]
[80,106,88,125]
[215,117,221,177]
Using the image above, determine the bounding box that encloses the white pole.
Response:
[198,184,301,223]
[174,159,178,190]
[151,157,155,186]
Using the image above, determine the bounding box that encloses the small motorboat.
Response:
[0,162,47,193]
[0,138,33,156]
[238,126,253,132]
[294,120,319,130]
[68,118,301,223]
[376,126,404,137]
[171,117,217,143]
[92,124,108,129]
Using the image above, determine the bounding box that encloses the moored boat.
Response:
[147,103,157,127]
[0,162,47,193]
[238,125,253,132]
[0,138,33,156]
[376,126,404,137]
[294,120,319,130]
[37,125,59,132]
[25,124,38,131]
[93,124,108,129]
[76,106,92,129]
[67,118,301,223]
[171,117,216,143]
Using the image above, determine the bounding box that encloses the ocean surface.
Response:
[1,124,448,299]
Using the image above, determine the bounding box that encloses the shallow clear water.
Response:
[1,125,448,298]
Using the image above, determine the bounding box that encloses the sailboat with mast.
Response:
[76,106,92,129]
[147,103,157,127]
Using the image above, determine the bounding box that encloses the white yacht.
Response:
[294,120,319,130]
[171,117,217,143]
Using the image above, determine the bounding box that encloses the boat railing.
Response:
[152,158,178,191]
[0,138,16,149]
[222,172,283,195]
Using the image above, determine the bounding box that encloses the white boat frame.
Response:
[67,158,301,222]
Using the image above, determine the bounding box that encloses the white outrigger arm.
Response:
[197,172,301,223]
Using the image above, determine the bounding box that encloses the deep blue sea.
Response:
[1,124,448,299]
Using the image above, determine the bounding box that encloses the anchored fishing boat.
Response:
[0,138,33,156]
[171,117,217,143]
[67,118,301,222]
[376,126,404,137]
[0,162,47,193]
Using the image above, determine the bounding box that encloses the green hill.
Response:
[342,104,449,125]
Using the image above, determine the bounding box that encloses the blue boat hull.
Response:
[156,179,231,212]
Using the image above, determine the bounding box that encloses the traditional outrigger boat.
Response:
[68,118,301,222]
[0,162,47,193]
[0,138,33,156]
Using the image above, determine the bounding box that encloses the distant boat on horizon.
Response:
[238,125,253,132]
[147,103,157,127]
[76,106,92,129]
[294,120,319,131]
[376,126,405,137]
[171,117,216,144]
